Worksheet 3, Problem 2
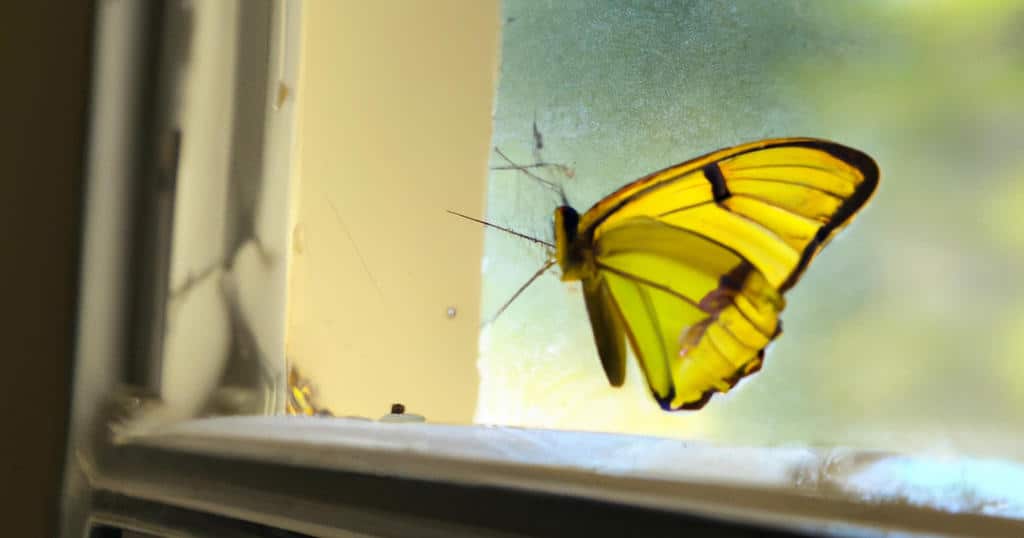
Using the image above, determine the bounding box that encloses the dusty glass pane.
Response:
[478,0,1024,459]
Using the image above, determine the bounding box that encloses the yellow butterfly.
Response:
[469,137,879,411]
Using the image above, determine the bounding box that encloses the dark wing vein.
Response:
[635,282,671,383]
[717,203,802,255]
[623,220,751,270]
[728,294,772,339]
[727,162,857,175]
[731,192,831,216]
[596,262,703,309]
[702,328,734,367]
[728,177,848,198]
[657,200,715,218]
[711,309,761,348]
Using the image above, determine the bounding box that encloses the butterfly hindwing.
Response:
[590,218,785,409]
[593,219,722,403]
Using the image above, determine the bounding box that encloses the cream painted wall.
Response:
[286,1,500,423]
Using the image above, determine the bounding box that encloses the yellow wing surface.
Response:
[572,138,879,410]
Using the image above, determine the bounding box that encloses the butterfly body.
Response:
[549,137,879,411]
[553,206,589,280]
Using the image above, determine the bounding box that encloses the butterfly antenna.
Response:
[483,258,557,327]
[446,210,554,249]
